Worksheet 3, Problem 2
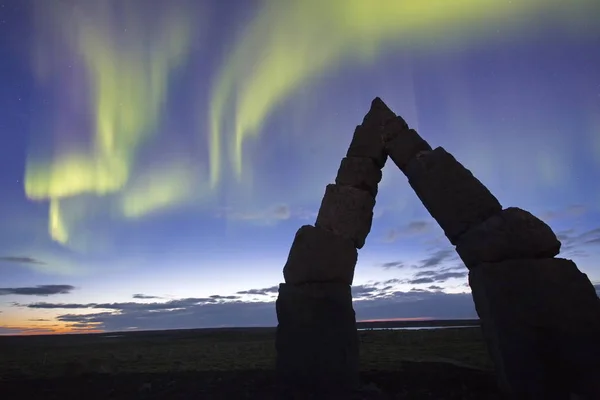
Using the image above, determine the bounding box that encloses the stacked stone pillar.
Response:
[275,98,395,393]
[379,98,600,399]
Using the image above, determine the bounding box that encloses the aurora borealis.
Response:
[1,0,599,334]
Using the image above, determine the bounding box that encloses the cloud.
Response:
[209,295,240,300]
[380,261,406,269]
[25,302,91,309]
[407,269,467,285]
[580,229,600,245]
[406,277,435,285]
[384,221,435,243]
[216,204,292,224]
[8,277,482,333]
[417,248,458,269]
[236,286,279,296]
[0,256,46,265]
[132,294,163,300]
[0,285,75,296]
[556,227,600,258]
[0,326,56,335]
[380,241,461,274]
[539,204,587,221]
[18,286,476,333]
[24,297,221,310]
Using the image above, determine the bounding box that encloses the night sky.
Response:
[1,0,600,335]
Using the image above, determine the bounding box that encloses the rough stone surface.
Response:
[315,184,376,249]
[282,225,358,285]
[381,115,409,140]
[405,147,502,245]
[361,97,399,128]
[346,124,388,169]
[346,98,399,168]
[384,128,432,172]
[275,282,359,393]
[335,156,382,198]
[469,258,600,397]
[456,207,561,269]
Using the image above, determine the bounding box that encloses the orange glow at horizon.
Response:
[0,324,104,336]
[0,310,104,336]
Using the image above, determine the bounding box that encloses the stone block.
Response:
[275,282,359,392]
[405,147,502,245]
[381,115,409,142]
[346,124,387,168]
[346,98,400,168]
[456,207,561,269]
[469,258,600,397]
[361,97,399,128]
[469,258,600,332]
[315,184,376,249]
[384,127,432,172]
[283,225,358,285]
[335,156,382,198]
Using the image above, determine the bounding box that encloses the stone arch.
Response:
[275,97,600,398]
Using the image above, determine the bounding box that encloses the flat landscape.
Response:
[0,322,502,399]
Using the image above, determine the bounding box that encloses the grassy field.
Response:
[0,327,500,399]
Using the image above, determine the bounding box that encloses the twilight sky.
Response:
[1,0,600,335]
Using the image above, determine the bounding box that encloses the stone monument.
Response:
[275,98,394,393]
[380,99,600,399]
[275,97,600,399]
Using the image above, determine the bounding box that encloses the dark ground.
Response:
[0,326,502,399]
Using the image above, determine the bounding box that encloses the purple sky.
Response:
[0,0,599,335]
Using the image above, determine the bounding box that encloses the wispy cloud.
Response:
[0,326,57,335]
[407,268,467,285]
[539,204,587,221]
[0,284,75,296]
[236,286,279,296]
[2,275,480,334]
[383,220,436,243]
[557,227,600,258]
[417,248,458,269]
[132,294,163,300]
[215,204,292,224]
[380,261,406,269]
[0,256,46,265]
[13,283,475,333]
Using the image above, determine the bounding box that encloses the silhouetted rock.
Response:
[456,207,561,268]
[368,95,600,398]
[346,97,398,169]
[283,225,357,285]
[346,124,388,169]
[335,156,382,198]
[316,184,376,249]
[469,258,600,398]
[276,98,392,395]
[361,97,399,128]
[278,96,600,399]
[404,147,502,245]
[383,127,432,172]
[275,282,359,393]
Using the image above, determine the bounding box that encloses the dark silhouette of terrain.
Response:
[0,323,501,399]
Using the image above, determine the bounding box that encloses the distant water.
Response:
[358,326,476,331]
